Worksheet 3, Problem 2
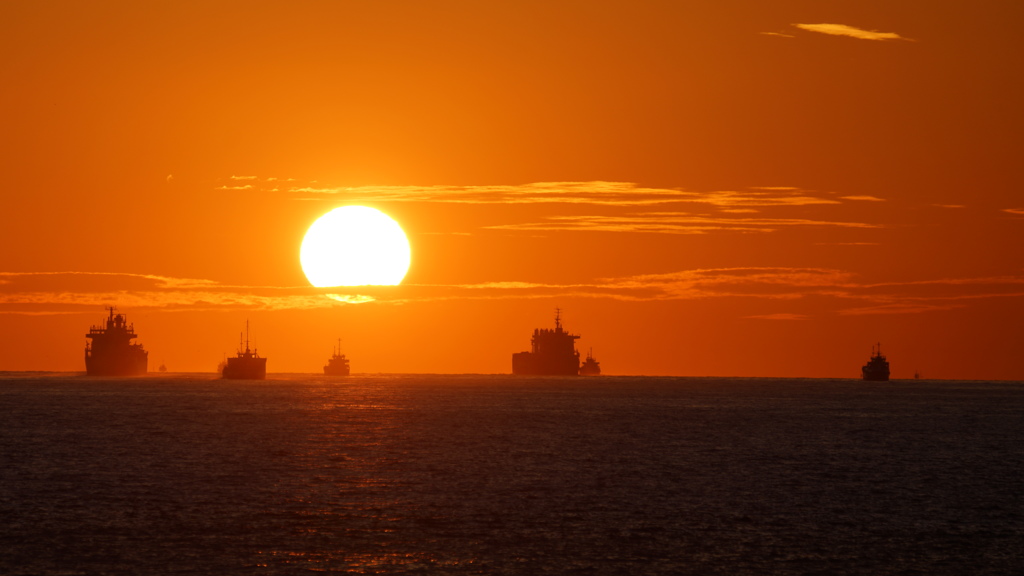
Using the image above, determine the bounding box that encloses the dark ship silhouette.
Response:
[862,343,890,381]
[85,307,148,376]
[324,339,350,376]
[222,322,266,380]
[579,348,601,376]
[512,309,582,375]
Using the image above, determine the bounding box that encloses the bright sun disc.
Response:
[300,206,411,287]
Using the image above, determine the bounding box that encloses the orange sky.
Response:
[1,1,1022,378]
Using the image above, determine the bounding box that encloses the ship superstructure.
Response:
[85,307,148,376]
[861,343,890,381]
[222,322,267,380]
[324,338,350,376]
[512,309,581,375]
[579,348,601,376]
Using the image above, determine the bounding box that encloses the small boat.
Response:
[579,348,601,376]
[861,343,890,381]
[324,339,350,376]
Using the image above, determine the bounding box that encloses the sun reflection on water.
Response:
[253,549,473,573]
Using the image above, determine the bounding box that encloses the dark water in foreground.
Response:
[1,374,1022,575]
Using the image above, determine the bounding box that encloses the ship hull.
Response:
[324,365,350,376]
[85,350,148,376]
[512,351,580,376]
[223,357,267,380]
[862,369,890,382]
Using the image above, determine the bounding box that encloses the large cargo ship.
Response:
[861,343,890,381]
[222,322,267,380]
[512,309,581,375]
[85,307,149,376]
[323,339,350,376]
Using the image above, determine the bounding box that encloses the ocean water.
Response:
[1,374,1022,575]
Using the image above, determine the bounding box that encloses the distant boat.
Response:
[579,348,601,376]
[158,363,167,373]
[222,321,267,380]
[861,343,890,381]
[323,338,350,376]
[512,309,581,375]
[85,307,148,376]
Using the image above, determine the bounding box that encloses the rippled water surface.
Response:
[1,374,1023,575]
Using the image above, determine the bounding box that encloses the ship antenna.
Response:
[555,307,562,331]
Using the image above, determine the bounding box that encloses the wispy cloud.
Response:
[760,32,795,39]
[839,303,961,315]
[1003,208,1024,215]
[280,181,842,209]
[0,271,221,289]
[794,23,906,41]
[841,195,886,202]
[2,269,1022,317]
[0,272,375,314]
[218,178,892,236]
[486,212,878,235]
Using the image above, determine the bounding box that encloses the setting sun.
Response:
[300,206,411,287]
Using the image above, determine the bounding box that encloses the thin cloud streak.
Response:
[0,271,221,289]
[486,213,879,235]
[223,178,885,237]
[839,303,962,315]
[0,272,375,313]
[794,23,906,41]
[282,181,842,209]
[4,269,1021,317]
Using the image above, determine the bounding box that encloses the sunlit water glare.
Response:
[1,374,1022,575]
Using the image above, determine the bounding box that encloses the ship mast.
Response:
[246,319,254,354]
